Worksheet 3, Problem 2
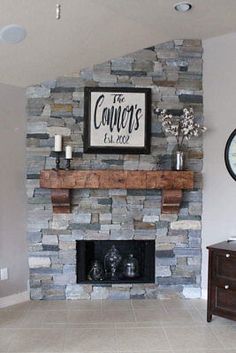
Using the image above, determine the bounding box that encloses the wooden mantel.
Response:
[40,170,194,214]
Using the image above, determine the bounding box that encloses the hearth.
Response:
[76,240,155,284]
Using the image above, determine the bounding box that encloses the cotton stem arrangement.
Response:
[154,107,207,150]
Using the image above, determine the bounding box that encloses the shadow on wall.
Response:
[0,83,28,299]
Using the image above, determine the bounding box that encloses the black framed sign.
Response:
[84,87,151,154]
[225,129,236,181]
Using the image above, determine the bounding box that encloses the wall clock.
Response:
[225,129,236,181]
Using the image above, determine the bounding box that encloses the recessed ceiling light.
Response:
[174,2,192,12]
[0,24,27,44]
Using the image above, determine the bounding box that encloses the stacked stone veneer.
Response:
[26,39,203,300]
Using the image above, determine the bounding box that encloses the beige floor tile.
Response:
[67,310,102,324]
[19,310,48,328]
[64,327,117,352]
[29,300,55,311]
[0,329,15,352]
[30,300,74,311]
[189,299,207,311]
[66,300,102,311]
[118,351,172,353]
[161,299,194,312]
[212,325,236,348]
[188,307,206,322]
[8,328,65,352]
[44,310,68,324]
[164,325,224,350]
[102,300,132,311]
[101,309,135,323]
[132,300,164,310]
[116,327,170,352]
[173,350,233,353]
[115,321,162,328]
[134,307,167,322]
[160,308,203,326]
[38,300,68,311]
[66,322,116,329]
[0,309,24,328]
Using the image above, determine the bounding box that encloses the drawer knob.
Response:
[224,285,230,290]
[226,253,231,258]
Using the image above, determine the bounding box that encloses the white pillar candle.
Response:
[65,145,72,159]
[54,135,62,152]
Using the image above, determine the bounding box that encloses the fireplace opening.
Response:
[76,240,155,284]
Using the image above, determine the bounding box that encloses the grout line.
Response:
[160,299,169,315]
[209,324,230,350]
[131,299,138,323]
[6,333,11,353]
[62,324,67,353]
[161,325,174,353]
[188,306,206,324]
[113,319,120,353]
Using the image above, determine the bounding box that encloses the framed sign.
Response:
[84,87,151,154]
[225,129,236,181]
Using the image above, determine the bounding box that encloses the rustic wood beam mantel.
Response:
[40,170,194,214]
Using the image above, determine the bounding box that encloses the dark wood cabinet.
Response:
[207,241,236,322]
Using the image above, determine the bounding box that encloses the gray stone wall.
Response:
[26,39,203,300]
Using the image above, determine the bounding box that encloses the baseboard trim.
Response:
[0,290,30,308]
[201,289,207,300]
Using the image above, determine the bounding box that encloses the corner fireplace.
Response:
[76,240,155,284]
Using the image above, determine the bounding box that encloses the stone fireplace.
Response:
[76,240,155,284]
[26,39,203,300]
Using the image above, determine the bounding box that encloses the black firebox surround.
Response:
[76,240,155,284]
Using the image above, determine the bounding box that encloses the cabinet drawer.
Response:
[213,278,236,291]
[213,251,236,280]
[214,286,236,314]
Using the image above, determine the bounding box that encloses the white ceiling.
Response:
[1,0,236,87]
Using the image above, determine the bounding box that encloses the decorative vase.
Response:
[123,254,139,278]
[104,245,122,280]
[88,260,104,281]
[175,150,184,170]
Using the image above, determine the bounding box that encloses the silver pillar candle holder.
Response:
[65,158,72,170]
[55,151,62,170]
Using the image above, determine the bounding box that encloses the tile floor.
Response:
[0,298,236,353]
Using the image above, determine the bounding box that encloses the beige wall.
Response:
[0,83,28,297]
[202,32,236,294]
